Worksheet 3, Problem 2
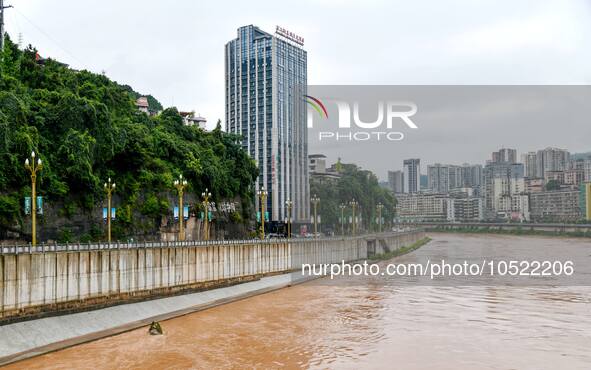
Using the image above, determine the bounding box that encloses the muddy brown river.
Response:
[6,233,591,369]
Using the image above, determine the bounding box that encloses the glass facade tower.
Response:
[225,25,309,223]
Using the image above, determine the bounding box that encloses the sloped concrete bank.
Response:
[0,271,313,366]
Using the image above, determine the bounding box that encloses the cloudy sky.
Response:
[4,0,591,177]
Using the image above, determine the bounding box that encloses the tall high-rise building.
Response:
[403,159,421,193]
[536,147,570,178]
[427,164,449,193]
[521,151,538,178]
[491,148,517,163]
[225,25,309,222]
[448,165,462,190]
[460,163,483,188]
[388,170,404,194]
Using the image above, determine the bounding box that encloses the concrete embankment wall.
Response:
[0,231,424,322]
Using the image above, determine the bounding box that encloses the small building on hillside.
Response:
[179,111,207,129]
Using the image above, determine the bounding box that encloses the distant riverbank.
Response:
[425,226,591,238]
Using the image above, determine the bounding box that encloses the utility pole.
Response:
[0,0,13,52]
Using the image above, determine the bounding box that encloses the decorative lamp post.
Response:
[377,202,384,233]
[173,174,188,241]
[104,178,116,243]
[257,187,268,239]
[339,203,346,237]
[285,199,293,238]
[201,188,212,240]
[349,199,358,236]
[24,151,43,246]
[311,194,320,238]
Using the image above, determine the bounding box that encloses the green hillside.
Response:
[0,35,258,239]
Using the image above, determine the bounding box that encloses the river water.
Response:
[7,233,591,369]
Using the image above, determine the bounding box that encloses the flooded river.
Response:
[6,233,591,369]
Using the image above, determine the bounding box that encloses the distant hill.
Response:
[571,152,591,160]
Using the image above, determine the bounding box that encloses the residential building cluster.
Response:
[390,147,591,223]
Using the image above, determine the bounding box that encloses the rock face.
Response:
[148,321,163,335]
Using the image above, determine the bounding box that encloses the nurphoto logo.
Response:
[306,95,419,142]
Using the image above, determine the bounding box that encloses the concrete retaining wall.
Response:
[0,231,424,322]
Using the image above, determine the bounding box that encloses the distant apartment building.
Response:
[584,159,591,182]
[491,148,517,164]
[460,163,483,188]
[530,190,581,222]
[544,170,565,185]
[490,177,529,220]
[581,183,591,221]
[564,169,584,187]
[521,151,539,178]
[449,187,477,197]
[309,154,326,174]
[397,193,447,222]
[536,147,570,178]
[448,165,463,189]
[388,170,404,194]
[524,178,544,193]
[495,194,530,221]
[483,161,524,215]
[309,154,341,182]
[446,197,484,222]
[427,164,449,193]
[403,159,421,193]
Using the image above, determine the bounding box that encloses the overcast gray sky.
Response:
[4,0,591,177]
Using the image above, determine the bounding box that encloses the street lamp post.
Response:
[24,151,42,246]
[104,178,116,243]
[173,174,188,241]
[201,188,212,240]
[285,199,293,238]
[311,194,320,238]
[349,199,358,236]
[339,203,346,237]
[377,202,384,233]
[257,187,267,239]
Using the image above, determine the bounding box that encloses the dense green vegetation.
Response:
[310,162,396,234]
[0,35,258,239]
[545,179,560,191]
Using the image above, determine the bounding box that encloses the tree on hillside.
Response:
[0,35,258,241]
